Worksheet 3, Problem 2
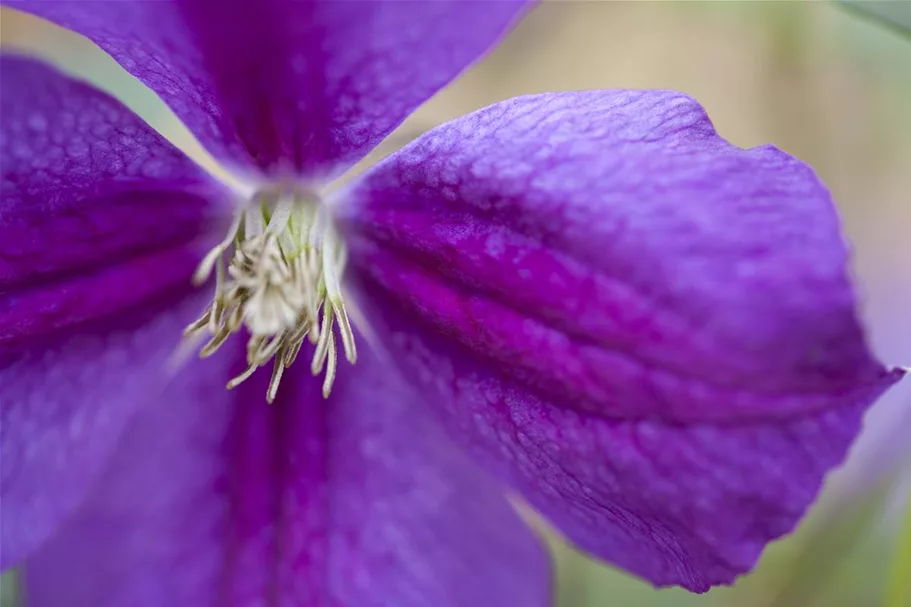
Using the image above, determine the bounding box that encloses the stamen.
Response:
[192,212,243,285]
[283,339,303,367]
[226,363,258,390]
[252,334,284,365]
[183,187,357,403]
[245,205,264,236]
[267,358,285,404]
[335,302,357,364]
[200,325,232,358]
[322,330,337,398]
[311,304,333,375]
[208,256,226,333]
[266,198,294,236]
[183,305,212,337]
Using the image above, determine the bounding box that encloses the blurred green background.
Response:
[1,2,909,606]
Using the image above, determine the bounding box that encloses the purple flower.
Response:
[0,0,904,605]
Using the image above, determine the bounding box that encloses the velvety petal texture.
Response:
[338,91,905,590]
[8,0,532,178]
[26,338,550,607]
[0,54,230,350]
[0,55,228,566]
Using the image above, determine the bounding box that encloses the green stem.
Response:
[886,488,911,607]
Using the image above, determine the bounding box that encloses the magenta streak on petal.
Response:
[24,338,550,607]
[7,0,534,178]
[0,186,222,292]
[215,345,328,607]
[218,342,551,607]
[344,241,892,425]
[339,90,898,425]
[0,243,205,352]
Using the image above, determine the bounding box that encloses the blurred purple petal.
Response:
[339,91,905,590]
[8,0,532,178]
[0,292,212,568]
[0,54,228,567]
[25,340,550,606]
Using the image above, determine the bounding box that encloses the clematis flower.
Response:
[0,1,904,605]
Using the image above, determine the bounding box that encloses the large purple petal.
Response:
[0,54,231,349]
[337,91,905,590]
[0,55,228,567]
[7,0,532,178]
[25,339,551,606]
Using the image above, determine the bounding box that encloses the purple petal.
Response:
[25,339,550,606]
[338,91,906,590]
[340,91,897,423]
[8,0,533,178]
[0,55,228,567]
[0,54,230,349]
[0,291,211,569]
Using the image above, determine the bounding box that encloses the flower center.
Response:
[183,187,356,402]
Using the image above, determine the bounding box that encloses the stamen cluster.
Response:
[184,189,356,402]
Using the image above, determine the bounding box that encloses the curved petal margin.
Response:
[0,54,229,567]
[7,0,534,178]
[338,91,905,590]
[339,90,899,424]
[25,339,551,607]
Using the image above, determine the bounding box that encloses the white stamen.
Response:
[267,358,285,404]
[226,363,258,390]
[208,256,226,333]
[311,304,335,375]
[192,212,243,285]
[183,187,356,403]
[322,331,337,398]
[266,198,294,236]
[335,302,357,364]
